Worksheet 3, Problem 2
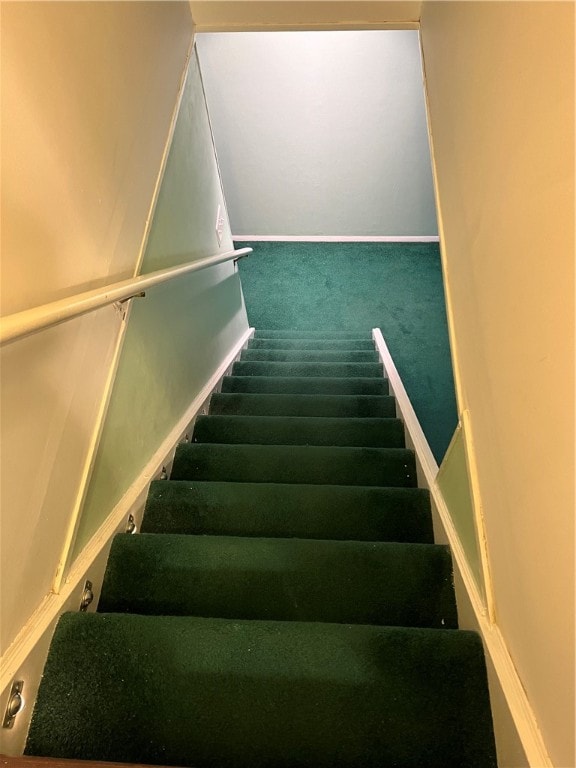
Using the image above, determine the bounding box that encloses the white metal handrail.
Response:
[0,248,252,346]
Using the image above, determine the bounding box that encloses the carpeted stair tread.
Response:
[221,375,388,395]
[193,415,405,447]
[141,481,434,542]
[254,329,371,339]
[26,321,497,767]
[232,360,383,378]
[99,534,458,628]
[210,392,395,418]
[248,338,376,350]
[26,612,496,768]
[171,443,416,487]
[240,349,379,363]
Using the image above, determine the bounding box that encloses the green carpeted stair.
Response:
[231,360,384,377]
[209,392,395,417]
[26,330,497,768]
[237,242,459,463]
[98,534,457,627]
[142,481,435,542]
[221,375,387,394]
[170,443,416,486]
[192,414,405,446]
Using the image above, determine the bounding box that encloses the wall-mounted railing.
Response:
[0,248,252,347]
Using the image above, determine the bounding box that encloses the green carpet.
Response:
[210,392,395,417]
[248,338,376,349]
[142,481,435,542]
[26,614,495,768]
[26,331,496,767]
[192,415,405,446]
[238,242,457,463]
[99,534,458,628]
[231,360,383,377]
[170,444,417,486]
[240,348,379,362]
[221,375,388,395]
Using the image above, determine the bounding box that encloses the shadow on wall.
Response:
[237,241,458,463]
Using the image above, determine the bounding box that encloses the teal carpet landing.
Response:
[26,331,497,768]
[238,242,458,463]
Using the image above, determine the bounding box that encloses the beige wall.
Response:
[1,1,192,314]
[420,3,574,765]
[0,2,193,655]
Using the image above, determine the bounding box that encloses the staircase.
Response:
[25,330,497,767]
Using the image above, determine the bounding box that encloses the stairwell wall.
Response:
[195,30,437,237]
[71,49,249,560]
[420,3,575,766]
[1,0,248,707]
[0,1,193,658]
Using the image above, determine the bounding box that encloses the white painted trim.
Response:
[372,327,552,768]
[0,327,254,751]
[232,235,440,243]
[52,310,130,593]
[133,34,195,279]
[372,328,438,480]
[196,42,235,253]
[461,408,496,623]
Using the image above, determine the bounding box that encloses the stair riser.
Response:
[240,349,379,363]
[210,393,396,418]
[193,415,405,447]
[232,361,383,377]
[141,481,435,543]
[254,330,372,339]
[171,444,417,487]
[248,339,376,350]
[221,375,389,396]
[26,614,497,768]
[100,534,457,628]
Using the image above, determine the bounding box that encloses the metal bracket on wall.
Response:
[2,680,24,729]
[125,514,137,535]
[113,291,146,321]
[79,580,94,612]
[233,252,250,267]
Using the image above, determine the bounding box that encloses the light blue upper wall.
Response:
[196,31,437,237]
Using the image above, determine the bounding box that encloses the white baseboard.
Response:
[232,235,440,243]
[372,328,551,768]
[0,327,254,756]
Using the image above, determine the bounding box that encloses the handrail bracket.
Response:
[113,291,146,320]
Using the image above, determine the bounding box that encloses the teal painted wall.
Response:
[436,425,484,597]
[196,31,437,237]
[73,49,248,559]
